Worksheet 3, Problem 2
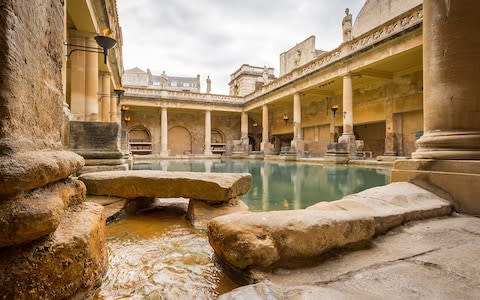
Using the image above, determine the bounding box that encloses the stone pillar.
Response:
[110,95,118,122]
[413,0,480,160]
[101,73,111,122]
[241,111,249,141]
[69,35,86,120]
[338,74,356,156]
[291,92,304,153]
[384,89,397,156]
[160,107,168,157]
[204,110,213,155]
[261,104,270,152]
[84,38,99,121]
[391,0,480,214]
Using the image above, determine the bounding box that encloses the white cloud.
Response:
[117,0,365,94]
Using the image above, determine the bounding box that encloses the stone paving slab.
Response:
[79,170,251,202]
[220,215,480,299]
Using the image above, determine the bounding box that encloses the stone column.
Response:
[384,88,397,156]
[260,104,270,152]
[69,35,86,120]
[338,74,356,156]
[101,73,111,122]
[160,107,168,157]
[85,38,99,121]
[391,0,480,214]
[241,111,249,141]
[110,95,118,122]
[204,110,212,155]
[413,0,480,160]
[291,92,303,153]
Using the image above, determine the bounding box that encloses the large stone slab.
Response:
[208,210,375,270]
[0,151,84,197]
[79,170,252,202]
[307,182,452,234]
[0,202,107,299]
[0,178,86,248]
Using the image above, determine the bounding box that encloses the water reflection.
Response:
[133,160,390,211]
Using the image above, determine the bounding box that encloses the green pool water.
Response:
[133,160,390,211]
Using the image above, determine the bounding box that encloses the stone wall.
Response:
[0,0,107,298]
[126,109,241,155]
[279,36,318,76]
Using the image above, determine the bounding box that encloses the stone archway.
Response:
[128,126,152,155]
[168,126,192,155]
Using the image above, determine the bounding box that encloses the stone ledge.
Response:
[208,210,375,270]
[307,182,452,234]
[79,170,252,202]
[208,182,452,271]
[0,202,107,299]
[187,198,249,230]
[0,178,86,247]
[0,151,84,197]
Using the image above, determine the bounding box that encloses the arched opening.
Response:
[128,126,152,155]
[211,128,226,154]
[168,126,192,155]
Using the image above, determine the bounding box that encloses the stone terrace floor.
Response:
[221,214,480,299]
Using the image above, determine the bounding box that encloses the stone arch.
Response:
[128,125,152,155]
[168,126,192,155]
[211,128,225,144]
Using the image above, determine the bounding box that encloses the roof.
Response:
[125,67,146,73]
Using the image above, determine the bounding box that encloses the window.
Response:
[170,81,177,87]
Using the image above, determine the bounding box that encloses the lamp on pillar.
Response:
[114,86,125,104]
[330,105,339,119]
[65,29,117,64]
[283,114,289,125]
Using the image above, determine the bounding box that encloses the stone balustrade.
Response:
[125,86,244,105]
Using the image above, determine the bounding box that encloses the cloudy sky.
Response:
[117,0,365,94]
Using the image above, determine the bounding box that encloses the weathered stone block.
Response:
[69,121,121,151]
[207,210,375,270]
[79,170,252,202]
[0,178,86,248]
[0,151,84,197]
[0,202,107,299]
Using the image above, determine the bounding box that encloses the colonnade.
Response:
[69,33,117,123]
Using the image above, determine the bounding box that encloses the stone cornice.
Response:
[243,4,423,103]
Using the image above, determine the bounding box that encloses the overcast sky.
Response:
[117,0,365,94]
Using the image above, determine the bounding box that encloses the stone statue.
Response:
[342,8,352,42]
[206,75,211,93]
[262,66,269,84]
[160,70,168,88]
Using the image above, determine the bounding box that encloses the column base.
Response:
[159,150,169,157]
[391,159,480,215]
[413,131,480,159]
[260,142,274,155]
[338,133,357,157]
